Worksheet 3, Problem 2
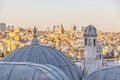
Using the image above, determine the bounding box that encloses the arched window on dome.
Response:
[93,39,96,46]
[85,39,87,46]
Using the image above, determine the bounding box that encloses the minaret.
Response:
[84,25,98,76]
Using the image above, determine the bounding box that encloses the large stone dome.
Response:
[1,27,82,80]
[85,66,120,80]
[0,62,69,80]
[84,25,97,37]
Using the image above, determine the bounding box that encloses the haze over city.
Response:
[0,0,120,32]
[1,1,120,80]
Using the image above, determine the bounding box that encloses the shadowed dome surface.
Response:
[0,62,69,80]
[84,25,97,37]
[85,66,120,80]
[1,27,82,80]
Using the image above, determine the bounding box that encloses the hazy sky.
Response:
[0,0,120,31]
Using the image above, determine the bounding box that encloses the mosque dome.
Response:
[84,25,97,37]
[0,62,69,80]
[85,66,120,80]
[1,27,82,80]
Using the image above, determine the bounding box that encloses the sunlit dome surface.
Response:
[85,66,120,80]
[1,27,82,80]
[0,62,69,80]
[84,25,97,37]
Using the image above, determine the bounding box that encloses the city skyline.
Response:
[0,0,120,32]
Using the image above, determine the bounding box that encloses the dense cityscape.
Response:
[0,23,120,60]
[0,0,120,80]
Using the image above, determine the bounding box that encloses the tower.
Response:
[59,24,64,34]
[0,23,6,31]
[72,24,77,31]
[84,25,98,76]
[53,25,56,32]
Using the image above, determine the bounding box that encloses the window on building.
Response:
[93,39,96,46]
[85,39,87,46]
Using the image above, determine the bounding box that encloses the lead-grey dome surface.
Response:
[85,66,120,80]
[84,25,97,37]
[0,62,69,80]
[1,45,82,80]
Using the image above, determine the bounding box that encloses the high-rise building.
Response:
[11,25,14,30]
[72,24,77,31]
[0,23,6,31]
[53,25,56,32]
[59,24,64,34]
[6,25,10,30]
[81,26,86,32]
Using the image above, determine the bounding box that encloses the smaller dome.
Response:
[85,66,120,80]
[0,62,70,80]
[84,25,97,37]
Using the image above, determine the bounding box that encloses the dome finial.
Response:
[33,26,37,38]
[31,26,39,45]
